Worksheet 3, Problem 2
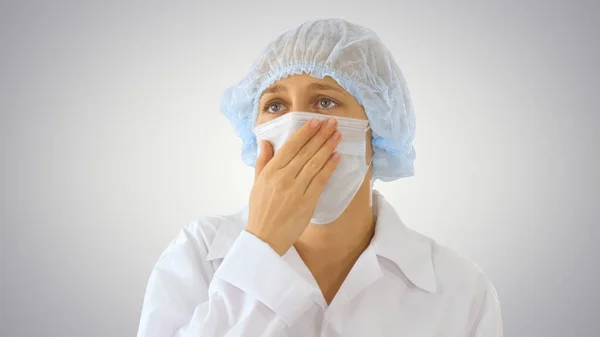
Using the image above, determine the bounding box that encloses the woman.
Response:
[137,19,503,337]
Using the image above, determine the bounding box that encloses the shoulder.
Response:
[420,233,503,334]
[138,208,249,334]
[411,228,498,299]
[167,206,247,261]
[143,207,247,294]
[407,229,502,332]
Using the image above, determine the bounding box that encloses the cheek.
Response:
[254,113,271,127]
[255,115,264,126]
[256,111,289,127]
[343,102,368,120]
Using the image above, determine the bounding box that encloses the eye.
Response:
[264,101,286,113]
[317,98,337,109]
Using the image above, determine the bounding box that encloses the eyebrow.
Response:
[260,85,287,96]
[307,83,348,95]
[260,82,348,97]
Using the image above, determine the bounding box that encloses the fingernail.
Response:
[310,119,321,128]
[332,152,340,161]
[327,118,337,128]
[332,131,341,140]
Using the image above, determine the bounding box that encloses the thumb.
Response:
[254,141,274,181]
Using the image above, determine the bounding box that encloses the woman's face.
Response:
[256,73,373,162]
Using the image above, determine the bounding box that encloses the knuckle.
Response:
[279,142,296,155]
[295,150,312,165]
[285,140,300,152]
[327,135,340,147]
[315,175,329,187]
[319,126,335,138]
[314,133,329,143]
[272,179,287,191]
[259,165,272,177]
[292,182,305,196]
[300,148,314,160]
[307,159,322,172]
[270,173,291,190]
[294,130,311,143]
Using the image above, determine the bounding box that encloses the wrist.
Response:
[245,228,291,256]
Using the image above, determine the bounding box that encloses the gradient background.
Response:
[1,1,598,336]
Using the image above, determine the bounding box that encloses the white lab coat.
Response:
[137,190,503,337]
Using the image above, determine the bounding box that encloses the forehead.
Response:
[260,74,350,97]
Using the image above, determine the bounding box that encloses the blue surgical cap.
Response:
[220,18,416,182]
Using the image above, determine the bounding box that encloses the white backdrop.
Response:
[1,1,599,336]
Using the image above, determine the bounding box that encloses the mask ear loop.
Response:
[364,125,374,207]
[368,159,374,207]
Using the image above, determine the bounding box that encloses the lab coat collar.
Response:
[370,190,438,294]
[205,190,437,294]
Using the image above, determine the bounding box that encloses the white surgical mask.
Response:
[253,112,371,224]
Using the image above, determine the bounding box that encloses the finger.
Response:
[254,140,273,181]
[284,117,338,177]
[295,129,341,189]
[267,119,322,169]
[304,151,341,197]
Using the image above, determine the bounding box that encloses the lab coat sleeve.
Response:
[468,276,504,337]
[136,224,317,337]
